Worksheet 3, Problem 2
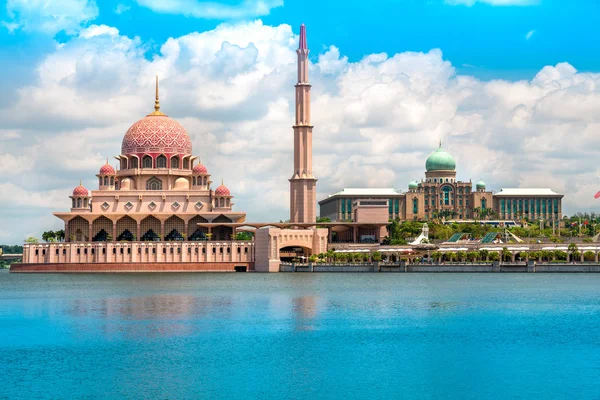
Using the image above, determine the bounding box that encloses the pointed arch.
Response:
[165,215,185,241]
[140,216,161,241]
[116,216,137,241]
[188,215,209,240]
[146,177,162,190]
[157,154,167,168]
[142,155,153,168]
[92,216,113,240]
[68,216,89,242]
[170,156,180,169]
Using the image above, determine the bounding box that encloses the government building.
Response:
[319,142,563,224]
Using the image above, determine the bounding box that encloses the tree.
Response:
[372,251,382,262]
[309,254,318,263]
[479,249,489,261]
[456,251,466,262]
[42,231,56,243]
[55,230,65,242]
[488,252,500,261]
[235,231,254,241]
[584,251,595,262]
[501,247,511,262]
[25,236,39,244]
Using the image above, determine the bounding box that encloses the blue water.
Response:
[1,271,600,399]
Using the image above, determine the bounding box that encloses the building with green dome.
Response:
[319,142,563,227]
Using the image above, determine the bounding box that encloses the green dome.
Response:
[425,143,456,172]
[476,180,486,189]
[408,180,419,189]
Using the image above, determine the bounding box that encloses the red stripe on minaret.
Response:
[299,24,307,50]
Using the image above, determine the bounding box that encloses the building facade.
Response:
[320,142,563,223]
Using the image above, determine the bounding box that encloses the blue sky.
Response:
[2,0,599,81]
[0,0,599,243]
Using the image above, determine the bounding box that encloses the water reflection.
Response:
[292,296,318,331]
[65,295,236,340]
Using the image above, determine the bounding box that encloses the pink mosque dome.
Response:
[215,183,230,196]
[193,163,208,174]
[121,115,192,156]
[121,78,192,156]
[72,184,89,197]
[99,162,116,175]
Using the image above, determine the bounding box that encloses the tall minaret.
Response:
[290,24,317,224]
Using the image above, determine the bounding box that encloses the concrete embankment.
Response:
[281,262,600,273]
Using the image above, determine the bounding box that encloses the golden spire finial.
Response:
[106,157,108,165]
[79,179,82,186]
[148,75,166,116]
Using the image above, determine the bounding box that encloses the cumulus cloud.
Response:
[1,20,600,243]
[3,0,98,35]
[134,0,283,19]
[446,0,538,5]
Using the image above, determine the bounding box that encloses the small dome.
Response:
[476,180,486,190]
[173,177,190,190]
[215,184,230,196]
[425,143,456,172]
[99,163,116,175]
[120,177,134,191]
[408,180,419,190]
[72,184,89,197]
[193,163,208,174]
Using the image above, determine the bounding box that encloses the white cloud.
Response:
[446,0,538,6]
[4,0,99,35]
[134,0,283,19]
[525,30,535,40]
[115,3,131,14]
[1,20,600,243]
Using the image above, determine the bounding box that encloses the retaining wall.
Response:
[10,262,253,273]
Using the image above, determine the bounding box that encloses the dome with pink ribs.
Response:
[72,184,89,196]
[121,115,192,156]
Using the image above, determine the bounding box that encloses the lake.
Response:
[1,270,599,399]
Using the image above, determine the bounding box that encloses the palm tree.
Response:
[55,229,65,242]
[501,247,511,262]
[41,231,56,243]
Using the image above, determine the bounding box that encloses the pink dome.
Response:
[72,185,89,196]
[193,163,208,174]
[99,163,116,175]
[215,184,230,196]
[121,115,192,155]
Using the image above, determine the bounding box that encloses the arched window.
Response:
[482,198,487,210]
[192,177,196,186]
[170,157,179,169]
[84,198,88,207]
[98,177,102,186]
[434,178,437,183]
[104,176,108,186]
[131,157,139,169]
[413,198,418,214]
[183,159,189,169]
[226,198,230,207]
[442,186,453,206]
[72,199,76,208]
[110,177,114,185]
[121,159,127,170]
[77,198,82,208]
[146,177,162,190]
[142,155,153,168]
[157,155,167,168]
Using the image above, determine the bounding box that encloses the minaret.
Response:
[290,24,317,224]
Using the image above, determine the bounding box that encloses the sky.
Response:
[0,0,599,244]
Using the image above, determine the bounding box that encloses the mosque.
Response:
[13,24,563,273]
